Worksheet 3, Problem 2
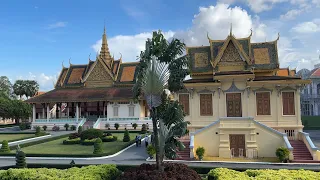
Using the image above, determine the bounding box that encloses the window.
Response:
[317,84,320,95]
[129,106,134,117]
[282,92,295,115]
[200,94,213,116]
[113,106,119,117]
[256,92,271,115]
[179,94,190,115]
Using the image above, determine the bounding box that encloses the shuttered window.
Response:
[113,106,119,117]
[256,92,271,115]
[129,106,135,117]
[179,94,190,115]
[282,92,295,115]
[200,94,213,116]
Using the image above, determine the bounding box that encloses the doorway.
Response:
[229,134,246,157]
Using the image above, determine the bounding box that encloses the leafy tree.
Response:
[0,140,10,153]
[24,80,39,98]
[35,126,41,136]
[123,130,130,142]
[15,150,27,168]
[133,31,190,171]
[64,123,70,131]
[13,80,25,99]
[93,138,103,154]
[114,123,119,130]
[0,76,12,98]
[132,123,138,130]
[42,125,47,131]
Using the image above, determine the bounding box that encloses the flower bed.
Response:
[207,168,320,180]
[102,136,117,142]
[63,138,81,145]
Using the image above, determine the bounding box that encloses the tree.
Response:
[13,80,25,99]
[123,130,130,142]
[24,80,39,98]
[64,123,70,131]
[16,150,27,168]
[0,140,10,153]
[0,76,12,98]
[93,138,103,154]
[133,31,190,171]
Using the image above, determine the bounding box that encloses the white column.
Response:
[296,91,301,126]
[59,104,62,118]
[46,104,50,122]
[103,102,106,117]
[276,92,281,126]
[76,103,79,122]
[32,104,36,122]
[67,104,70,118]
[42,104,45,119]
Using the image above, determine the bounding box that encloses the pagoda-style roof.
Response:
[25,87,134,103]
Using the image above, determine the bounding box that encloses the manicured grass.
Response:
[203,156,279,162]
[19,133,139,155]
[302,116,320,130]
[0,134,36,142]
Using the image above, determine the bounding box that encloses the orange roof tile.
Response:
[277,68,289,76]
[59,69,68,85]
[311,68,320,77]
[120,66,136,82]
[289,70,296,77]
[68,68,85,84]
[33,91,46,97]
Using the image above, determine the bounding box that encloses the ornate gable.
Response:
[220,42,243,63]
[85,60,113,87]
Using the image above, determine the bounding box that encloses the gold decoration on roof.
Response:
[99,25,113,68]
[253,48,270,64]
[194,52,209,68]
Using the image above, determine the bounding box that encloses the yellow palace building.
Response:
[176,29,320,162]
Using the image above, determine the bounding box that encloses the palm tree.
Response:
[133,31,190,171]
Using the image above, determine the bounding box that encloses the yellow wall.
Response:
[193,123,220,157]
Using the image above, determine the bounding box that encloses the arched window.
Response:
[317,84,320,95]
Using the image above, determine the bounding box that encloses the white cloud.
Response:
[47,22,67,29]
[280,9,302,20]
[292,19,320,33]
[15,72,58,91]
[312,0,320,6]
[218,0,288,13]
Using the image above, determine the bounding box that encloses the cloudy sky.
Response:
[1,0,320,91]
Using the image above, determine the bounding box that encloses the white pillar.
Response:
[32,104,36,122]
[103,102,106,117]
[47,104,50,122]
[67,104,70,118]
[59,104,62,118]
[76,103,79,122]
[42,104,45,119]
[79,103,82,118]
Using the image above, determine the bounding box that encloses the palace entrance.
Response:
[226,93,242,117]
[229,134,246,157]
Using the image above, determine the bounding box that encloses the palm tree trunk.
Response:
[151,107,163,171]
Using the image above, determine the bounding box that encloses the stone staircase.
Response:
[175,140,190,160]
[289,140,318,163]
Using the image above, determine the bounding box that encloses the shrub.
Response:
[105,132,112,136]
[0,140,10,153]
[114,123,120,130]
[0,164,121,179]
[207,168,320,180]
[196,147,205,160]
[276,147,290,162]
[77,126,83,134]
[105,123,110,130]
[69,133,80,140]
[70,125,76,131]
[63,138,81,145]
[19,123,31,130]
[80,129,103,140]
[118,163,201,180]
[52,125,60,131]
[102,136,118,142]
[81,138,97,146]
[42,125,47,131]
[147,145,156,158]
[35,131,47,137]
[123,130,130,142]
[93,138,103,154]
[132,123,138,130]
[35,126,41,136]
[64,123,70,131]
[141,124,147,134]
[15,150,26,168]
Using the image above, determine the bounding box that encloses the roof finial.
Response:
[69,58,71,66]
[230,23,232,36]
[276,32,280,41]
[249,28,252,37]
[119,52,122,60]
[89,53,91,60]
[207,31,211,41]
[104,19,106,34]
[62,60,65,68]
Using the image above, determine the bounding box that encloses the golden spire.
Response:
[99,23,112,67]
[229,23,232,36]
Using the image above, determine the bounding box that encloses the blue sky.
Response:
[1,0,320,90]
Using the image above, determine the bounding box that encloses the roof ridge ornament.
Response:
[276,32,280,41]
[119,52,122,60]
[229,23,232,36]
[207,31,211,41]
[62,60,65,68]
[69,58,72,66]
[249,28,252,38]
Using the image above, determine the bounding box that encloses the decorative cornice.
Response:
[252,87,273,94]
[223,81,245,93]
[197,89,215,96]
[280,86,297,92]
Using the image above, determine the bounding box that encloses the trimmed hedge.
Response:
[102,136,117,142]
[207,168,320,180]
[80,129,103,140]
[0,140,10,153]
[81,138,97,146]
[63,138,81,145]
[0,164,120,180]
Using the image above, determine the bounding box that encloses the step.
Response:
[292,160,320,163]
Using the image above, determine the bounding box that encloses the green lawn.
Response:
[19,133,139,155]
[0,134,36,142]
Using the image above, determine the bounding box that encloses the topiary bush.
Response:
[141,124,147,134]
[80,129,103,140]
[35,126,41,136]
[102,136,118,142]
[15,150,27,168]
[69,133,80,140]
[196,146,205,160]
[276,147,290,162]
[114,123,120,130]
[93,138,103,154]
[147,144,156,158]
[123,130,130,142]
[52,125,60,131]
[64,123,70,131]
[42,125,47,131]
[63,138,81,145]
[0,140,10,153]
[77,126,83,134]
[70,125,76,131]
[81,138,97,146]
[118,163,201,180]
[0,164,121,179]
[105,123,110,130]
[132,123,138,130]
